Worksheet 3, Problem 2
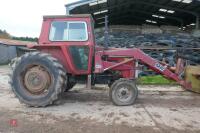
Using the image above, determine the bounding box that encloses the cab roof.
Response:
[43,14,92,19]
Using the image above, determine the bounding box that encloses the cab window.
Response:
[49,21,88,41]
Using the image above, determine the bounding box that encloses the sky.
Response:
[0,0,80,37]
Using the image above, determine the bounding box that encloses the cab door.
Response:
[49,18,94,75]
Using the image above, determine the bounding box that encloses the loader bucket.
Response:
[185,66,200,93]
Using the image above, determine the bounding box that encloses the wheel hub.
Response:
[24,66,51,94]
[117,87,131,100]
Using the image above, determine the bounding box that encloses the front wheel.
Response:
[109,79,138,106]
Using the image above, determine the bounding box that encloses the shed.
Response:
[0,43,17,65]
[0,39,37,65]
[65,0,200,30]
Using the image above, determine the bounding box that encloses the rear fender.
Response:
[28,45,75,75]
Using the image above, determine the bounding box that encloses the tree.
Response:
[0,29,11,39]
[0,28,38,42]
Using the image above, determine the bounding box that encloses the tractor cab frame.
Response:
[30,15,95,75]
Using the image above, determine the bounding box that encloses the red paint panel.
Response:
[31,15,95,75]
[98,48,191,89]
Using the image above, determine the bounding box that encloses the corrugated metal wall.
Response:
[0,44,17,65]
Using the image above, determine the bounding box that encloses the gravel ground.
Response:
[0,65,200,133]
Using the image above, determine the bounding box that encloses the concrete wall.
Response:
[0,44,17,65]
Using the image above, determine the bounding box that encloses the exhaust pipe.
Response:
[104,15,109,50]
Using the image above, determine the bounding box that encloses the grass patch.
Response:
[137,75,176,85]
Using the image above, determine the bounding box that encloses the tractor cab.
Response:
[37,15,96,75]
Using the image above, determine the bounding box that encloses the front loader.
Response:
[8,14,199,107]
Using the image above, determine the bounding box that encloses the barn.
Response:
[0,39,36,65]
[0,41,17,65]
[65,0,200,76]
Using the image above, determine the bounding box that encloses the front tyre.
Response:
[109,79,138,106]
[10,52,66,107]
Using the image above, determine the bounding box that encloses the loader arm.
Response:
[99,48,192,89]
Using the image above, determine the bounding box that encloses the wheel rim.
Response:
[23,65,51,95]
[116,85,133,102]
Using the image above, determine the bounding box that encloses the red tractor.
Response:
[9,14,192,107]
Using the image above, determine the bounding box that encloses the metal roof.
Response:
[65,0,200,29]
[0,38,37,46]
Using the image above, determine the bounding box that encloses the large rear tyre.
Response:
[9,52,66,107]
[109,79,138,106]
[65,81,76,92]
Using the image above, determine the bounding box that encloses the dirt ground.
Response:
[0,65,200,133]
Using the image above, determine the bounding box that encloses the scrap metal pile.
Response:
[95,25,200,76]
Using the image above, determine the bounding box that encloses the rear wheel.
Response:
[10,52,66,107]
[65,80,76,92]
[109,79,138,106]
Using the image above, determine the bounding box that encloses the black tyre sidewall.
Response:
[110,79,138,106]
[12,53,63,106]
[65,81,76,91]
